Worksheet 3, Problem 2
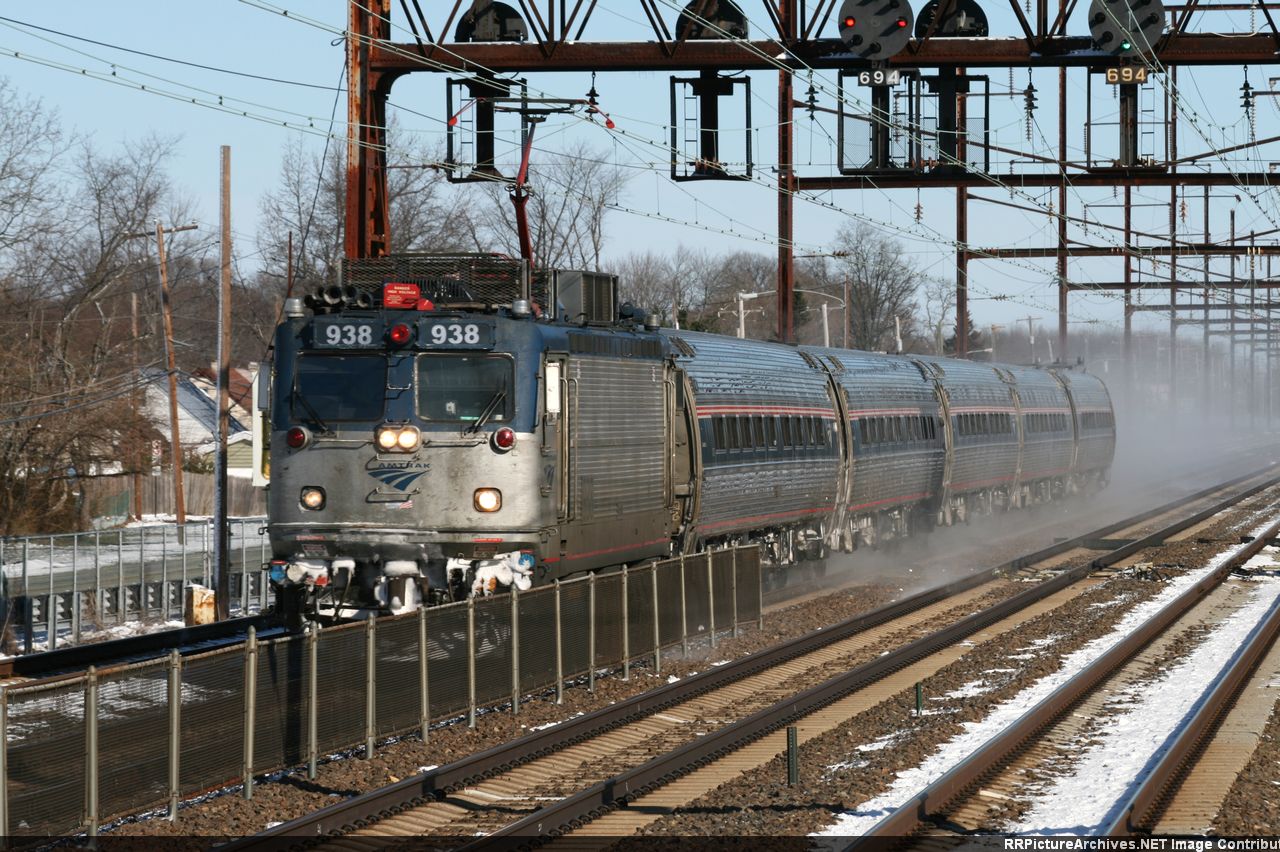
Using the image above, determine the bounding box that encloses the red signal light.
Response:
[389,324,412,345]
[842,15,856,26]
[896,16,908,26]
[492,427,516,452]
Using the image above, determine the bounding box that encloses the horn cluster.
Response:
[302,284,374,313]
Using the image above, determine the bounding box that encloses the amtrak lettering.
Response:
[365,460,431,492]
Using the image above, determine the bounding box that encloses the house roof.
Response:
[142,368,247,446]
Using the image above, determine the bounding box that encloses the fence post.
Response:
[240,524,249,615]
[161,526,169,620]
[139,527,147,618]
[259,526,268,612]
[510,587,520,715]
[71,536,81,644]
[307,624,318,780]
[554,581,563,705]
[707,551,716,649]
[588,573,596,694]
[94,531,102,628]
[85,667,98,836]
[242,626,257,799]
[116,530,124,624]
[0,688,7,839]
[757,547,764,630]
[20,540,29,655]
[621,567,630,681]
[47,537,55,652]
[731,547,739,639]
[365,614,377,758]
[679,555,688,659]
[418,607,430,741]
[168,649,181,821]
[652,564,661,675]
[467,597,477,728]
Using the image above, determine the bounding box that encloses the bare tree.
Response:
[257,124,468,295]
[0,131,179,533]
[463,141,626,270]
[920,276,954,355]
[805,221,924,352]
[0,78,67,259]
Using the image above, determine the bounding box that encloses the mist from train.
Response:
[818,343,1279,600]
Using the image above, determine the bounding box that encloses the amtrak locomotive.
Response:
[266,254,1115,624]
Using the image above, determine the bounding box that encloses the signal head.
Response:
[837,0,914,59]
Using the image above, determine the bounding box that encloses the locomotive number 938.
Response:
[264,254,1115,627]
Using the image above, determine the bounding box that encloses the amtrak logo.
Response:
[366,462,430,492]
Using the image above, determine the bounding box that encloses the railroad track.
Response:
[227,467,1280,847]
[0,613,281,683]
[842,515,1280,845]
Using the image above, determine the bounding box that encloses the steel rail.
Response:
[0,613,278,681]
[848,519,1280,845]
[470,478,1280,844]
[227,466,1277,846]
[1104,575,1280,835]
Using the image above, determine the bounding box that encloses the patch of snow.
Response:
[529,712,584,732]
[855,733,899,753]
[938,680,988,700]
[1010,577,1280,834]
[813,535,1268,838]
[416,765,438,774]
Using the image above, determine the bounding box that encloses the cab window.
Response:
[416,355,514,422]
[294,354,386,421]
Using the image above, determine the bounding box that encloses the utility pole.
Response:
[843,279,850,349]
[1021,315,1042,363]
[131,293,143,521]
[215,147,233,621]
[155,221,198,532]
[990,324,1005,362]
[736,291,763,339]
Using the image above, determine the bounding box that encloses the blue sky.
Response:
[3,2,1277,349]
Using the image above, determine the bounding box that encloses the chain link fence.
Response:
[0,545,761,837]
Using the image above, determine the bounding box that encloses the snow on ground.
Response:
[813,520,1279,838]
[1,518,268,584]
[1010,575,1280,834]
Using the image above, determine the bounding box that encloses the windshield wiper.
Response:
[466,389,507,434]
[291,381,329,433]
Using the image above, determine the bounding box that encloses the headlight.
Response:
[300,486,326,510]
[376,425,421,452]
[473,488,502,512]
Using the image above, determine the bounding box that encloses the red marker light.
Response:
[286,427,308,449]
[896,16,908,26]
[389,324,412,345]
[493,427,516,451]
[843,15,856,26]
